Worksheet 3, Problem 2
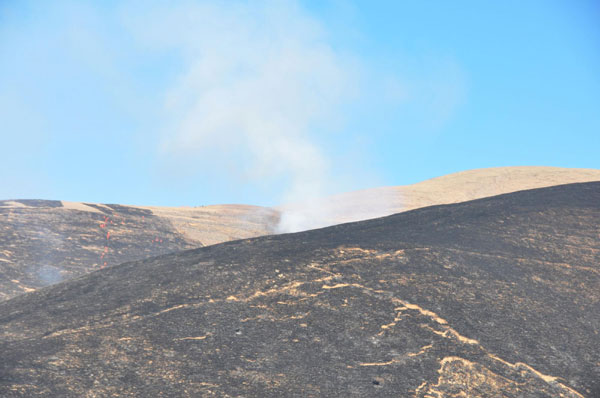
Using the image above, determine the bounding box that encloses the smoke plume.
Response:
[125,0,367,232]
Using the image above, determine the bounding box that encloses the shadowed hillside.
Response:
[1,182,598,397]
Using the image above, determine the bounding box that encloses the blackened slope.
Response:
[0,203,195,301]
[0,182,598,397]
[12,200,63,208]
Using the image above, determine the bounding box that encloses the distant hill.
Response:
[277,166,600,229]
[1,182,598,397]
[1,166,598,301]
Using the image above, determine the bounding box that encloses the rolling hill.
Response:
[1,182,598,397]
[1,166,598,301]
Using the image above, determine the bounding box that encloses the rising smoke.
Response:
[124,0,387,232]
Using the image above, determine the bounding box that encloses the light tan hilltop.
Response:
[127,166,600,240]
[135,204,279,247]
[304,166,600,227]
[51,166,600,243]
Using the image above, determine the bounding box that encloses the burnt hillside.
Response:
[1,182,598,397]
[0,201,196,301]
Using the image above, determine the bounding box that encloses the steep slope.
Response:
[1,182,598,397]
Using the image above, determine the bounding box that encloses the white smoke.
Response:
[275,186,401,233]
[36,264,64,286]
[123,0,364,232]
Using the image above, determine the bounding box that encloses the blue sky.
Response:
[1,0,599,206]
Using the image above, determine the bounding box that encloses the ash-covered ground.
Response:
[0,183,598,397]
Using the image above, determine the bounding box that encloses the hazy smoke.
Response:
[36,264,64,286]
[125,0,366,232]
[276,186,401,233]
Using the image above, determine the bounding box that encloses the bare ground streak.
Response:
[0,182,598,397]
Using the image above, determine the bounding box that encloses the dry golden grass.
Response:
[56,166,600,246]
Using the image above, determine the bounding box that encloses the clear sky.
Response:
[1,0,599,206]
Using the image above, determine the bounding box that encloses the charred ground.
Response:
[0,201,197,301]
[0,182,599,397]
[0,201,280,302]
